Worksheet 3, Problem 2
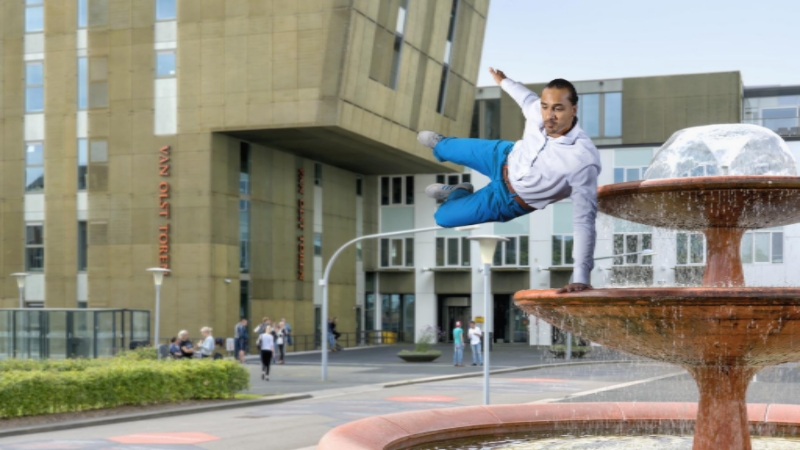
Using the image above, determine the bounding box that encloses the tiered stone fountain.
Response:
[319,125,800,449]
[516,124,800,449]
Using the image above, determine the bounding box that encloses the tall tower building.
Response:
[0,0,489,343]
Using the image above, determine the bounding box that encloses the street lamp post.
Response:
[319,224,479,381]
[10,273,28,309]
[146,268,171,358]
[561,249,656,361]
[467,235,508,406]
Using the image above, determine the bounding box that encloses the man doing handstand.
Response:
[417,68,600,293]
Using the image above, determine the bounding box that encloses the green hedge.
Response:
[0,355,250,418]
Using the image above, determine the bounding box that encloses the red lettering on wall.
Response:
[157,146,172,273]
[297,168,305,280]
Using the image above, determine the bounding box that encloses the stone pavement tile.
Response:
[108,432,220,444]
[0,440,204,449]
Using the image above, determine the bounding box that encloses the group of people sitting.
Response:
[167,327,222,359]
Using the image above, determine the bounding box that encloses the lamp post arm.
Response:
[320,226,441,286]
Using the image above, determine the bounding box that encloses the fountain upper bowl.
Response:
[514,287,800,368]
[598,175,800,230]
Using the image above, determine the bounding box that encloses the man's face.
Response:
[540,87,577,136]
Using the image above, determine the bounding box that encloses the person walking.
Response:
[418,68,600,294]
[257,325,275,381]
[198,327,215,358]
[254,317,271,336]
[468,321,483,366]
[233,317,249,364]
[275,320,286,364]
[452,321,465,367]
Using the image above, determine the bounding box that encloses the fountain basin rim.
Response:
[317,402,800,450]
[598,175,800,197]
[513,287,800,305]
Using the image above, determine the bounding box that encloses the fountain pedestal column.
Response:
[702,228,745,287]
[689,365,756,450]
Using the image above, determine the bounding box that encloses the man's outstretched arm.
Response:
[556,165,599,294]
[490,68,541,122]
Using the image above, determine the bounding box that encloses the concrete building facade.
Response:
[0,0,490,346]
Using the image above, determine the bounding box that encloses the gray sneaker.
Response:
[425,183,474,201]
[417,131,445,149]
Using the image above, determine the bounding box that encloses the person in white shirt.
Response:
[467,321,483,366]
[198,327,215,358]
[417,68,601,294]
[257,326,275,381]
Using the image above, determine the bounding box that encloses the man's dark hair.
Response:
[545,78,579,106]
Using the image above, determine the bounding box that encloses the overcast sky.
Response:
[476,0,799,88]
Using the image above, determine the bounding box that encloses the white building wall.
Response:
[414,174,437,343]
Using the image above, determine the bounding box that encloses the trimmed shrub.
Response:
[0,359,249,418]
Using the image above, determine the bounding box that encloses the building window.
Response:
[436,0,459,114]
[26,0,44,33]
[435,236,470,267]
[388,0,409,89]
[156,51,176,78]
[26,224,45,271]
[239,200,250,273]
[26,62,44,112]
[434,173,470,204]
[381,293,415,342]
[365,291,375,331]
[156,0,176,20]
[677,232,706,266]
[77,0,88,28]
[25,143,44,192]
[239,142,250,195]
[314,233,322,256]
[613,233,652,265]
[741,230,783,264]
[484,99,500,140]
[679,164,718,178]
[380,237,414,268]
[761,107,798,134]
[552,202,573,266]
[77,139,88,190]
[77,57,88,110]
[369,0,410,90]
[88,58,108,109]
[380,175,414,205]
[551,235,574,266]
[492,236,529,267]
[604,92,622,137]
[77,221,88,271]
[577,92,622,138]
[314,163,322,186]
[613,166,648,183]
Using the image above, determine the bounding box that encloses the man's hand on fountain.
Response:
[556,283,592,294]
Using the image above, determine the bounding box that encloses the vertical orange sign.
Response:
[158,146,171,273]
